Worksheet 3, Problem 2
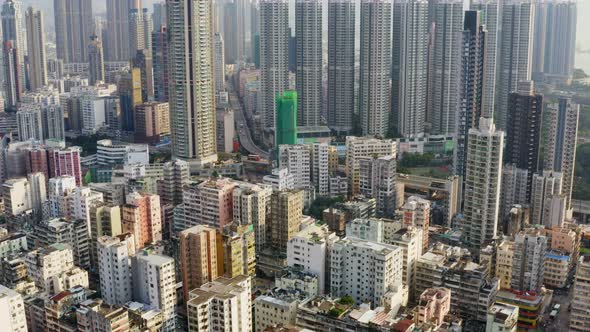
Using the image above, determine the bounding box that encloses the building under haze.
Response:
[295,0,322,127]
[54,0,94,63]
[259,0,290,136]
[359,0,392,136]
[327,0,355,135]
[391,0,429,137]
[167,0,217,165]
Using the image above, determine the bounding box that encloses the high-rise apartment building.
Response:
[358,155,397,217]
[532,0,577,84]
[279,144,311,190]
[129,8,152,54]
[48,146,82,185]
[455,10,487,179]
[174,178,237,232]
[470,0,500,119]
[25,6,47,91]
[179,225,219,301]
[118,68,143,132]
[530,171,563,227]
[346,136,396,195]
[53,0,93,62]
[213,33,225,93]
[187,276,252,332]
[159,159,190,206]
[89,203,122,266]
[122,191,162,250]
[570,255,590,332]
[463,118,504,247]
[25,243,79,295]
[543,98,579,209]
[311,143,330,197]
[358,0,391,136]
[16,104,43,141]
[105,0,131,61]
[134,102,170,143]
[391,0,429,137]
[495,1,533,129]
[403,196,430,252]
[152,26,169,102]
[270,189,303,252]
[217,223,256,278]
[295,0,322,127]
[429,0,463,135]
[2,0,25,88]
[3,41,21,110]
[331,237,403,306]
[327,0,354,134]
[511,228,547,292]
[259,0,289,130]
[167,0,217,165]
[0,284,27,332]
[97,234,136,306]
[32,217,89,269]
[132,49,154,101]
[505,81,543,201]
[131,251,176,330]
[232,183,272,251]
[88,36,105,85]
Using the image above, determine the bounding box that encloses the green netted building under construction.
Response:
[275,91,298,151]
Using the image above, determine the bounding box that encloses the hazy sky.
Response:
[20,0,590,72]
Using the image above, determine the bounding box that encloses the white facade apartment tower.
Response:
[327,0,355,134]
[495,0,534,130]
[391,0,429,137]
[259,0,289,131]
[97,234,136,306]
[543,97,579,209]
[167,0,217,166]
[296,0,322,127]
[359,0,391,136]
[429,0,463,135]
[463,117,504,247]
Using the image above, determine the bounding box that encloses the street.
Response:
[542,287,573,331]
[229,92,270,159]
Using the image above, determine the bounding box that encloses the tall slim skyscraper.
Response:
[167,0,217,165]
[455,10,486,180]
[25,7,47,91]
[359,0,391,136]
[505,80,543,201]
[429,0,463,135]
[471,0,500,119]
[152,2,166,30]
[129,7,153,54]
[2,0,25,89]
[392,0,429,137]
[88,35,105,85]
[495,1,533,130]
[132,49,154,101]
[327,0,355,134]
[464,118,504,247]
[237,0,252,61]
[532,0,576,83]
[213,33,225,93]
[3,41,21,110]
[53,0,93,63]
[106,0,131,61]
[295,0,322,127]
[152,26,169,102]
[544,97,579,209]
[259,0,289,132]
